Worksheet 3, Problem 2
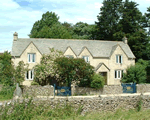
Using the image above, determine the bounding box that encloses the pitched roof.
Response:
[95,63,110,71]
[11,38,135,58]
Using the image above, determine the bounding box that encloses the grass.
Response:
[0,85,15,101]
[0,99,150,120]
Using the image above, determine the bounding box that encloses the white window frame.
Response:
[82,56,90,63]
[116,55,122,64]
[28,53,36,63]
[66,55,74,58]
[115,70,123,79]
[26,70,34,80]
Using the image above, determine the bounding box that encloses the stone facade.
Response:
[22,85,54,97]
[11,33,135,86]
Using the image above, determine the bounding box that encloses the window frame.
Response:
[28,53,36,63]
[26,70,34,80]
[116,55,122,64]
[82,56,90,63]
[115,70,123,79]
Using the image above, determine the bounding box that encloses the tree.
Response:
[121,59,147,84]
[96,0,122,40]
[29,11,60,38]
[33,48,64,86]
[0,51,14,86]
[54,57,94,87]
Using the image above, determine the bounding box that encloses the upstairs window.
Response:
[82,56,89,63]
[116,55,122,63]
[26,70,34,80]
[66,55,74,58]
[28,53,35,63]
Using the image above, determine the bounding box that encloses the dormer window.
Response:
[28,53,35,63]
[116,55,122,63]
[82,56,89,63]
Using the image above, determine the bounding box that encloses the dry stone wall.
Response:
[136,84,150,93]
[23,85,54,97]
[74,85,122,95]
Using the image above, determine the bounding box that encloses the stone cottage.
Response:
[11,32,135,86]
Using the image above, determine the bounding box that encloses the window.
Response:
[26,70,34,80]
[82,56,89,63]
[115,70,123,79]
[66,55,74,58]
[116,55,122,63]
[28,53,35,63]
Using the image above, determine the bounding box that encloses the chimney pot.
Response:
[122,36,128,44]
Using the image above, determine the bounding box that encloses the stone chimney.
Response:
[13,32,18,41]
[122,36,128,44]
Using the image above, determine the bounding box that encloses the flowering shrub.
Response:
[34,48,64,85]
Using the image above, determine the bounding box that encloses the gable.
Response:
[78,47,93,57]
[95,63,110,72]
[64,47,77,58]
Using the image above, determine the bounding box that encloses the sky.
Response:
[0,0,150,52]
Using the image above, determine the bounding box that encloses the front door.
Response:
[100,72,107,85]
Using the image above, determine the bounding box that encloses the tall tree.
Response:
[96,0,122,40]
[29,11,60,38]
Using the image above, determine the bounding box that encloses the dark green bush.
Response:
[31,81,39,85]
[91,73,105,89]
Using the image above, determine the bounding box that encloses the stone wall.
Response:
[22,85,54,97]
[2,93,150,115]
[136,84,150,93]
[74,85,122,95]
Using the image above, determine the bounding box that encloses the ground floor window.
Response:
[115,70,123,79]
[26,70,34,80]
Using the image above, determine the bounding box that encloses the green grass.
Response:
[0,99,150,120]
[0,85,15,101]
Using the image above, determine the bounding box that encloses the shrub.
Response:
[121,64,147,84]
[54,57,94,87]
[91,73,105,89]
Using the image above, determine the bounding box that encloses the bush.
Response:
[0,85,15,100]
[91,74,105,89]
[121,64,147,84]
[31,81,39,85]
[54,57,94,87]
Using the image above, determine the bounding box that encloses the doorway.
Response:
[100,72,107,85]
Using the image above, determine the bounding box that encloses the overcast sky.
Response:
[0,0,150,52]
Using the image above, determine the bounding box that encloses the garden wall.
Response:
[136,84,150,93]
[73,85,123,95]
[22,85,54,97]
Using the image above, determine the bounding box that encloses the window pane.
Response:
[116,55,118,63]
[28,54,30,62]
[115,70,117,78]
[118,71,120,78]
[119,56,122,63]
[26,71,29,79]
[33,54,35,62]
[31,70,32,79]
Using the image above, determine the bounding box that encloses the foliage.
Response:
[0,51,14,86]
[1,100,150,120]
[137,97,143,112]
[13,61,28,84]
[91,73,105,89]
[29,11,59,38]
[31,81,39,85]
[54,57,94,87]
[0,85,15,101]
[0,99,83,120]
[96,0,122,40]
[121,59,147,84]
[34,48,64,86]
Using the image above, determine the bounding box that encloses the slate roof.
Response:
[11,38,135,58]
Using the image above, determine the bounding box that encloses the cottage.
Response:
[11,32,135,86]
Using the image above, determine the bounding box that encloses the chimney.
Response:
[122,36,128,44]
[13,32,18,41]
